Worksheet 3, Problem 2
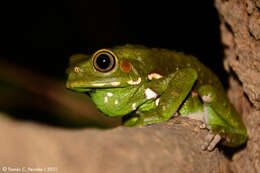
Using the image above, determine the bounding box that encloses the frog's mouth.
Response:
[66,81,126,93]
[67,87,92,92]
[66,79,129,92]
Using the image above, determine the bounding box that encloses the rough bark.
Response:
[215,0,260,172]
[0,114,228,173]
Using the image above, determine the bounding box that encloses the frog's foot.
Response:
[201,133,222,151]
[123,116,139,127]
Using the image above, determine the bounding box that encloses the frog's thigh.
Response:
[127,68,198,126]
[198,85,247,147]
[157,68,198,120]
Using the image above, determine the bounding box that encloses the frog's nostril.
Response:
[74,66,81,73]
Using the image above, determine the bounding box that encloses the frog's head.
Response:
[66,45,147,92]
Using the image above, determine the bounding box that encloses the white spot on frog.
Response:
[147,73,163,80]
[111,82,120,86]
[202,95,212,103]
[114,100,118,105]
[127,77,142,85]
[132,103,137,110]
[155,98,160,106]
[162,106,166,111]
[200,123,207,129]
[92,83,105,87]
[104,96,108,104]
[107,92,113,97]
[144,88,158,100]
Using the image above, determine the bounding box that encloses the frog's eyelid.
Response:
[91,49,118,63]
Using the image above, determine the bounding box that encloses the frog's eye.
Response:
[93,50,117,72]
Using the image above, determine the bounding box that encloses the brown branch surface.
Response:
[0,114,228,173]
[215,0,260,172]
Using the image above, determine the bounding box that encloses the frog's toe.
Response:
[201,133,222,151]
[123,117,139,127]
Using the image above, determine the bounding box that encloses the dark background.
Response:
[0,0,224,79]
[0,0,226,126]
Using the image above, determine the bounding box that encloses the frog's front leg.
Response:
[198,85,248,150]
[124,68,198,126]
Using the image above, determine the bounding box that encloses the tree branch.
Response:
[0,115,228,173]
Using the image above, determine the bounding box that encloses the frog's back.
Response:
[114,44,224,92]
[152,48,224,92]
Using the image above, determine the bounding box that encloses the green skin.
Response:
[66,44,247,147]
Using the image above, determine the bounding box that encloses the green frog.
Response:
[66,44,247,151]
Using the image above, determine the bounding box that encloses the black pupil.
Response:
[96,54,112,70]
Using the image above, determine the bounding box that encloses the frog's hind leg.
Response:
[124,68,198,127]
[198,85,248,150]
[178,92,222,151]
